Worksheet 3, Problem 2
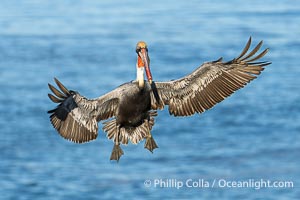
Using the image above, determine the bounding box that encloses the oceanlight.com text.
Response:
[144,178,294,190]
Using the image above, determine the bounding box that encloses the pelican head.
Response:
[136,41,152,88]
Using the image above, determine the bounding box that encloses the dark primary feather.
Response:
[48,95,78,121]
[150,37,271,116]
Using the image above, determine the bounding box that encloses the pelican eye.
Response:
[136,47,141,53]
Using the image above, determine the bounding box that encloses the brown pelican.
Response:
[48,37,271,161]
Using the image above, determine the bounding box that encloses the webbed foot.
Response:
[110,144,124,162]
[144,135,158,153]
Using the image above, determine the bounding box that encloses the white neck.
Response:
[136,65,144,88]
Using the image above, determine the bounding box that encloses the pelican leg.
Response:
[144,119,158,153]
[144,133,158,153]
[110,125,124,161]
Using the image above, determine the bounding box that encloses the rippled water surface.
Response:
[0,0,299,199]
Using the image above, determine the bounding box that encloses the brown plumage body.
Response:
[116,82,151,127]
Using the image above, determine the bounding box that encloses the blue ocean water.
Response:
[0,0,299,199]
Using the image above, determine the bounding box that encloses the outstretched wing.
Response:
[150,37,271,116]
[47,78,119,143]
